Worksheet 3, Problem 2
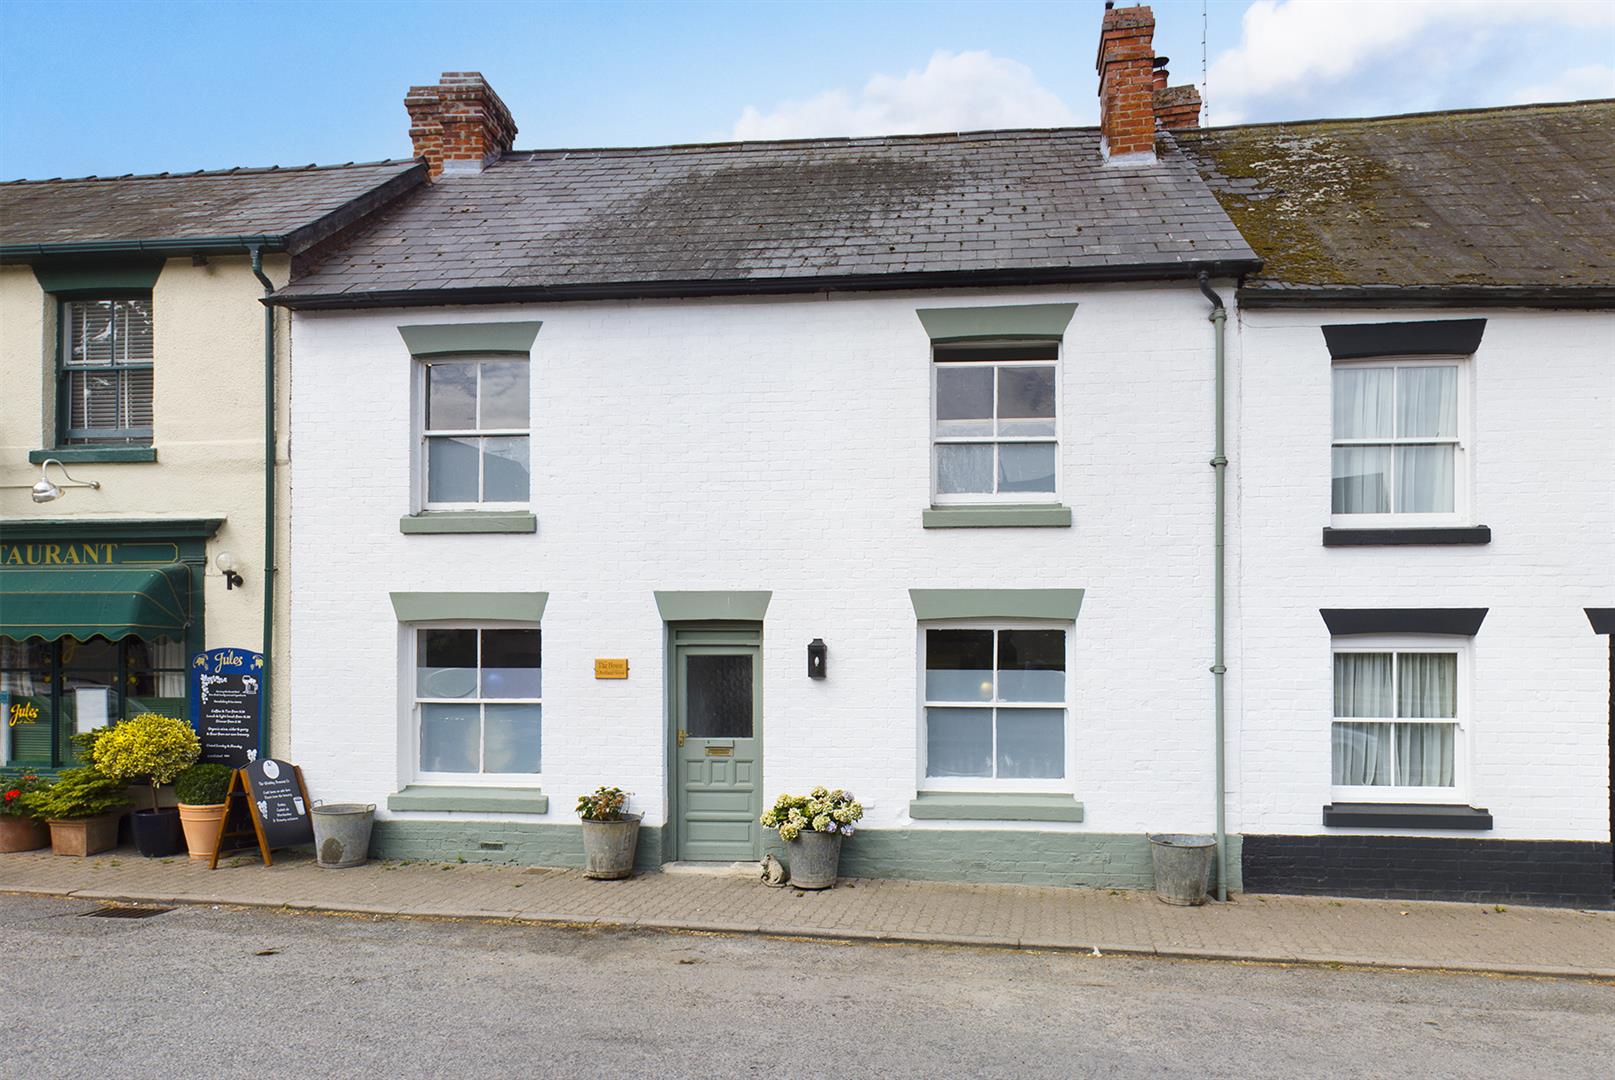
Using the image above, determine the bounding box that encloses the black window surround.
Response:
[1586,608,1614,635]
[1323,526,1491,546]
[1321,318,1486,360]
[1320,608,1488,636]
[1323,803,1493,830]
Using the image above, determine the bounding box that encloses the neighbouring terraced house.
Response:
[0,161,424,776]
[4,4,1611,906]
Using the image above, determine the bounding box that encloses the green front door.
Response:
[673,640,762,862]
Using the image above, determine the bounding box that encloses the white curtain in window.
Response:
[150,637,186,697]
[1333,368,1392,439]
[1395,723,1455,786]
[1397,367,1457,438]
[0,639,36,694]
[1333,652,1394,785]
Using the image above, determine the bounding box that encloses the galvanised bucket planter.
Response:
[1148,833,1217,906]
[581,813,641,879]
[312,803,376,869]
[787,830,842,890]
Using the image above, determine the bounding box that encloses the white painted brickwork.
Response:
[1233,308,1615,842]
[289,284,1234,836]
[289,291,1613,849]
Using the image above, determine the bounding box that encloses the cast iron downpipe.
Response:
[1198,270,1229,902]
[249,246,276,755]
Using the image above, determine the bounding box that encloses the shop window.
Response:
[0,635,186,769]
[412,625,541,780]
[418,356,530,509]
[920,624,1068,789]
[59,297,155,445]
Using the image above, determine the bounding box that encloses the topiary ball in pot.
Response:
[94,712,200,858]
[173,762,234,862]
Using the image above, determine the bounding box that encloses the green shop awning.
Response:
[0,564,192,641]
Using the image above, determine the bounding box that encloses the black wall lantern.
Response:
[807,639,827,679]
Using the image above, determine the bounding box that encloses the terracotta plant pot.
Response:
[177,802,227,861]
[47,813,122,857]
[0,815,50,853]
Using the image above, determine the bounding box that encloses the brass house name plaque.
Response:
[594,658,629,679]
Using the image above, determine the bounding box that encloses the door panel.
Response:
[675,644,761,862]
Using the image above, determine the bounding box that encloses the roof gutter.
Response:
[1237,284,1615,310]
[268,259,1266,310]
[0,235,288,263]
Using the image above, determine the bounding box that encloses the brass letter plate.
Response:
[594,658,629,679]
[705,746,733,757]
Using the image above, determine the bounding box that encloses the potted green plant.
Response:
[93,711,200,858]
[20,762,129,857]
[173,762,233,861]
[760,787,863,890]
[576,786,640,880]
[0,771,51,853]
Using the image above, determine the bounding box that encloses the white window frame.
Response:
[1329,634,1470,804]
[408,621,542,787]
[930,340,1062,506]
[1329,355,1472,527]
[917,619,1074,793]
[415,354,531,512]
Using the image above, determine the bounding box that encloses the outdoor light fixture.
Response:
[807,639,827,679]
[0,459,102,504]
[215,551,245,590]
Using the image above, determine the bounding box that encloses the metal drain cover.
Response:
[82,905,174,919]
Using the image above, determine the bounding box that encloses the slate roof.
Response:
[0,160,425,255]
[1176,100,1615,305]
[273,128,1259,307]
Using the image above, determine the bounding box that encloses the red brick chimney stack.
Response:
[405,72,517,179]
[1095,3,1160,161]
[1095,4,1202,162]
[1152,58,1204,132]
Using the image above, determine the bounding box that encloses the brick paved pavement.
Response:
[2,847,1610,979]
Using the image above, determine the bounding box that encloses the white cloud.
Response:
[1208,0,1615,124]
[731,50,1081,140]
[1509,63,1615,105]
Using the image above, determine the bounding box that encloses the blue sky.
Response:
[1,0,1611,180]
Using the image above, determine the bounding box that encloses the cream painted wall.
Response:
[0,256,294,756]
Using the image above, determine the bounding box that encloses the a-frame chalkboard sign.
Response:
[209,758,314,869]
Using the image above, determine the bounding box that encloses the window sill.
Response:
[1323,526,1491,547]
[399,511,537,535]
[923,504,1072,529]
[30,446,156,464]
[909,792,1084,822]
[1322,802,1492,830]
[387,785,548,814]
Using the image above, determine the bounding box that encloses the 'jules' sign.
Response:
[190,648,264,768]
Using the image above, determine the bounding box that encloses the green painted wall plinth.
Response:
[367,819,1241,894]
[370,819,664,872]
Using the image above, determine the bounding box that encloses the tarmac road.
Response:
[1,894,1611,1079]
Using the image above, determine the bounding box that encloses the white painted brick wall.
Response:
[1232,308,1615,841]
[288,283,1233,837]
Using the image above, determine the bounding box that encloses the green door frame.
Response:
[664,622,763,862]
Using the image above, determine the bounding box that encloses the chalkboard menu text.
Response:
[190,648,263,768]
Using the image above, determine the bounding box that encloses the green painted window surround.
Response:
[922,504,1071,529]
[389,591,548,623]
[915,303,1078,343]
[908,792,1085,822]
[399,511,537,534]
[908,588,1084,621]
[32,261,163,295]
[29,447,157,465]
[387,785,549,814]
[654,590,772,622]
[398,321,542,357]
